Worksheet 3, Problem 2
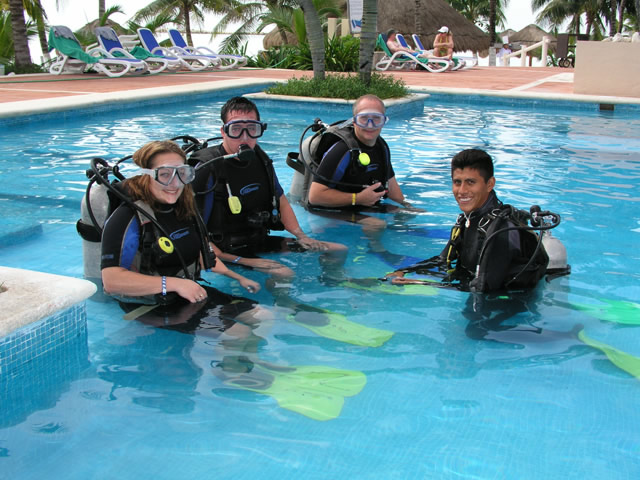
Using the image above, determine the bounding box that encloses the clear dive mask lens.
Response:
[223,120,267,139]
[353,112,389,129]
[140,165,195,186]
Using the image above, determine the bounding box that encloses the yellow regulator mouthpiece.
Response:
[358,152,371,166]
[226,183,242,214]
[228,196,242,214]
[158,237,174,254]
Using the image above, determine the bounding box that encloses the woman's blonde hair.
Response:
[125,140,196,220]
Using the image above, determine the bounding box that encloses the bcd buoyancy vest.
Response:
[289,121,391,208]
[403,193,550,292]
[106,200,206,305]
[191,144,284,250]
[442,195,549,292]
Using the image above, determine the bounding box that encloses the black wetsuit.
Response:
[447,191,521,290]
[190,144,302,256]
[404,191,548,292]
[100,201,257,331]
[312,128,394,202]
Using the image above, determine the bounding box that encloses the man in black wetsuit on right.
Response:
[385,148,549,293]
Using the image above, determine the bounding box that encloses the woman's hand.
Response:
[102,267,206,303]
[170,277,208,303]
[239,277,261,294]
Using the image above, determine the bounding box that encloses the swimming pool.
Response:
[1,89,640,479]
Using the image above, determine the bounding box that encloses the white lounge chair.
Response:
[411,34,476,70]
[168,29,247,70]
[137,28,213,72]
[48,25,148,77]
[375,34,449,73]
[93,26,180,74]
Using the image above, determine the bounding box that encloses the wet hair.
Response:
[386,29,398,37]
[126,140,196,220]
[220,96,260,123]
[450,149,494,182]
[353,94,386,115]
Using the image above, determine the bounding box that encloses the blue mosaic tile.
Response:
[0,305,89,428]
[0,303,88,378]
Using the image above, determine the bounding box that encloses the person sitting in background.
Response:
[433,26,454,60]
[386,29,428,57]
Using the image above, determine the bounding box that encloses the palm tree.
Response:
[22,0,49,63]
[99,0,105,19]
[358,0,377,85]
[448,0,509,29]
[533,0,585,33]
[489,0,496,43]
[213,0,341,53]
[298,0,324,79]
[533,0,623,36]
[134,0,229,46]
[8,0,32,68]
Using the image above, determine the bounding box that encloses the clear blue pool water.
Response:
[1,89,640,479]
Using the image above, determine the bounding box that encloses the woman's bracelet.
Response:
[232,256,242,263]
[352,193,357,206]
[161,276,167,296]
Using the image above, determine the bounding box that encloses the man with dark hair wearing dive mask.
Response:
[189,96,346,282]
[384,148,549,293]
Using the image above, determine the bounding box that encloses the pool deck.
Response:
[1,66,639,118]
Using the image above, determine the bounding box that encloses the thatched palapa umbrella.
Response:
[510,24,557,46]
[378,0,489,53]
[263,29,298,49]
[499,29,517,43]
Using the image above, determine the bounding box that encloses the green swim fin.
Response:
[219,358,367,421]
[572,299,640,325]
[122,304,159,321]
[287,305,394,347]
[578,329,640,379]
[341,278,438,296]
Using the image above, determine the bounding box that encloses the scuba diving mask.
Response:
[139,165,195,186]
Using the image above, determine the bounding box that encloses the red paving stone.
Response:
[0,66,636,108]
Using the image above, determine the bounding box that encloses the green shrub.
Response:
[291,36,360,72]
[244,35,360,72]
[248,45,300,69]
[325,35,359,72]
[265,72,409,100]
